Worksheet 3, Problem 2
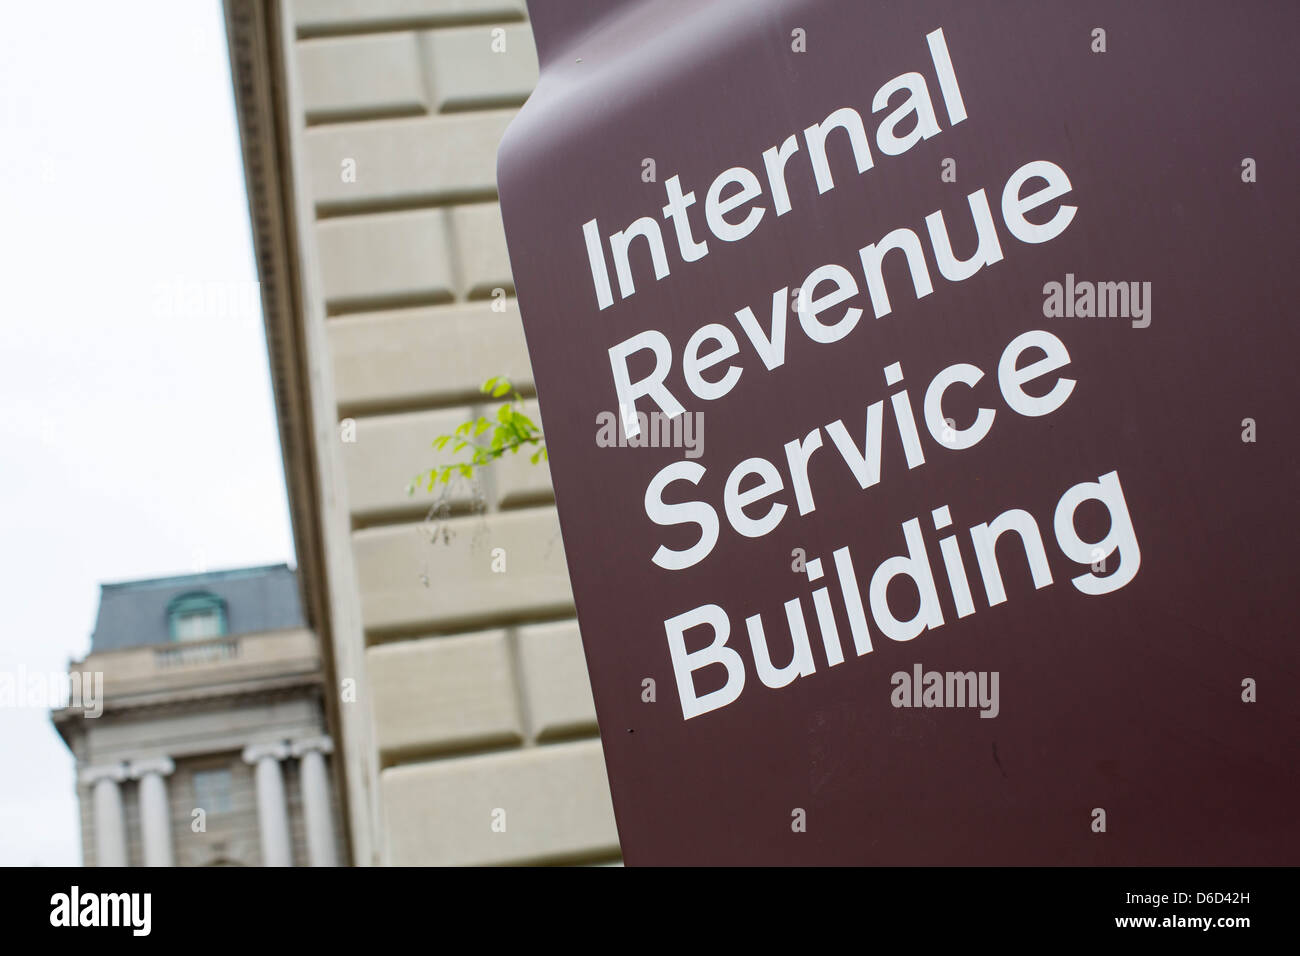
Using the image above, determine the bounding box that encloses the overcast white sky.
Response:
[0,2,295,865]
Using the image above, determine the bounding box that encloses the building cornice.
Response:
[222,0,323,635]
[222,0,360,863]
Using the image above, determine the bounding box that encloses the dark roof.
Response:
[91,564,304,652]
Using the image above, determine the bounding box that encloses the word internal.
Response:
[583,27,968,311]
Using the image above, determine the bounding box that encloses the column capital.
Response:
[128,756,175,779]
[242,741,291,764]
[80,763,128,786]
[246,741,293,866]
[290,735,334,758]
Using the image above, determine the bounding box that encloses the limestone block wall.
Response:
[274,0,620,864]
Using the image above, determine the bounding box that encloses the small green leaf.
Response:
[492,381,511,398]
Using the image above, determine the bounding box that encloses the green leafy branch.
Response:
[408,377,547,495]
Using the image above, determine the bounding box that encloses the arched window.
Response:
[167,592,227,641]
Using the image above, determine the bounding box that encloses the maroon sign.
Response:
[498,0,1300,864]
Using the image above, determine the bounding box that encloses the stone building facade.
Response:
[53,564,346,867]
[223,0,620,865]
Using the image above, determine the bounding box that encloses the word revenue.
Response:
[665,467,1141,720]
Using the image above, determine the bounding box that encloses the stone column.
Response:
[291,736,338,867]
[81,764,128,867]
[242,742,293,866]
[128,756,175,867]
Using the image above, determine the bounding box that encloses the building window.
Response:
[167,592,227,641]
[192,768,233,815]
